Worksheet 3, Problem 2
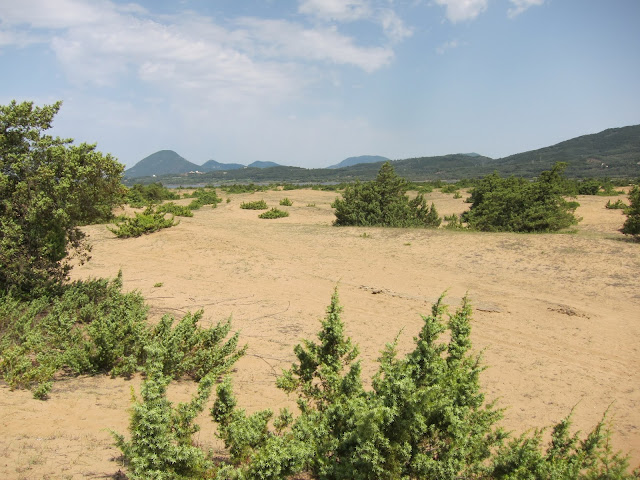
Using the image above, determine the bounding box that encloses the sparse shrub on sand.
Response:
[259,207,289,219]
[279,197,293,206]
[156,202,194,217]
[109,209,177,238]
[240,199,268,210]
[115,290,637,479]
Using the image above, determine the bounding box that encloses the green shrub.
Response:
[156,202,194,217]
[186,188,222,210]
[440,183,459,194]
[621,185,640,239]
[221,184,268,194]
[126,183,179,207]
[279,197,293,206]
[205,290,636,479]
[0,274,246,400]
[240,199,268,210]
[444,214,466,230]
[332,162,442,228]
[463,163,580,232]
[259,208,289,219]
[606,199,627,210]
[0,100,124,296]
[109,210,177,238]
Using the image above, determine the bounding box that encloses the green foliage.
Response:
[259,208,290,219]
[0,274,148,396]
[621,185,640,239]
[240,199,268,210]
[463,163,580,232]
[112,343,217,480]
[606,199,627,210]
[444,214,466,230]
[332,162,442,228]
[214,291,636,479]
[186,188,222,210]
[126,183,179,208]
[155,202,193,217]
[220,183,269,194]
[0,100,125,296]
[279,197,293,206]
[440,183,459,194]
[0,274,246,401]
[109,209,177,238]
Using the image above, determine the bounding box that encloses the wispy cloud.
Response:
[436,39,462,54]
[508,0,544,19]
[433,0,488,23]
[0,0,401,104]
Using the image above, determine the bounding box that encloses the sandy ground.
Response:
[1,188,638,479]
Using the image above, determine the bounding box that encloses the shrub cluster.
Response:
[332,162,441,228]
[109,207,178,238]
[185,188,222,210]
[259,207,289,219]
[155,201,194,217]
[126,183,179,208]
[116,290,638,479]
[0,273,245,399]
[279,197,293,206]
[240,199,268,210]
[463,163,580,232]
[220,184,269,194]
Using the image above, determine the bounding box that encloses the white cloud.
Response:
[436,39,461,54]
[236,18,394,73]
[508,0,544,18]
[433,0,488,23]
[298,0,372,22]
[378,9,413,42]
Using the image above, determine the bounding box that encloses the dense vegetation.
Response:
[116,290,638,479]
[463,163,580,232]
[240,199,268,210]
[0,101,124,296]
[332,162,441,228]
[126,183,180,207]
[0,273,245,399]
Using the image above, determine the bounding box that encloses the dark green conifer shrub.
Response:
[240,199,268,210]
[606,199,627,210]
[332,162,441,228]
[621,185,640,239]
[463,163,580,232]
[279,197,293,206]
[155,202,193,217]
[109,209,177,238]
[187,188,222,210]
[259,208,289,219]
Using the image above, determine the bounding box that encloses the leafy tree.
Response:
[0,100,124,296]
[463,163,580,232]
[621,185,640,239]
[332,162,441,228]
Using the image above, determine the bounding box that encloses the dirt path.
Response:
[1,189,638,478]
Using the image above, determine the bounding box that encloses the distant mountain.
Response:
[328,155,390,169]
[248,161,281,169]
[201,159,245,171]
[491,125,640,178]
[124,150,200,178]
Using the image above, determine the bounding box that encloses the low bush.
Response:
[279,198,293,206]
[109,209,177,238]
[606,199,627,210]
[240,200,268,210]
[0,274,245,399]
[259,208,289,219]
[126,183,179,208]
[156,202,194,217]
[115,290,638,479]
[221,184,269,194]
[186,188,222,210]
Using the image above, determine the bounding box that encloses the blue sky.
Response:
[1,0,639,169]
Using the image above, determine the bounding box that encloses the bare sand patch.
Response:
[1,189,638,478]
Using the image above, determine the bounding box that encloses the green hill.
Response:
[124,150,200,178]
[328,155,390,169]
